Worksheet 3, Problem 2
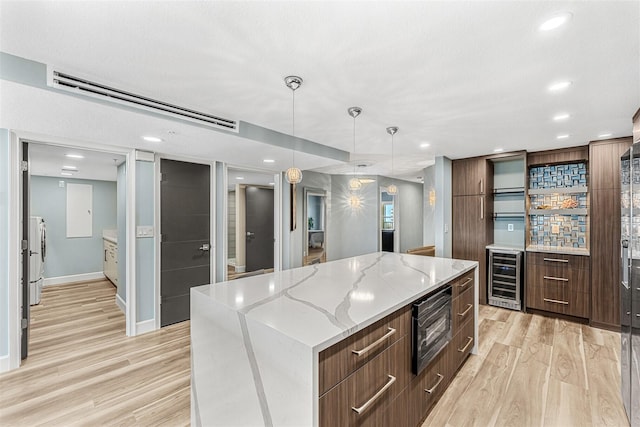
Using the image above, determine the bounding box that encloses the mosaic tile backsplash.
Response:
[530,215,587,248]
[529,162,587,189]
[529,162,588,249]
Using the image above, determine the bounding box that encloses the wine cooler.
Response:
[488,249,523,311]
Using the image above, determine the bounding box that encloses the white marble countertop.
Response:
[192,252,477,352]
[102,229,117,244]
[526,245,590,256]
[486,243,525,252]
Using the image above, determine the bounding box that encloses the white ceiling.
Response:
[28,143,125,181]
[1,1,638,182]
[227,168,277,190]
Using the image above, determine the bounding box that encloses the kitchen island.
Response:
[191,252,478,426]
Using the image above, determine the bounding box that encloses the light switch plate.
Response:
[507,223,514,232]
[59,180,65,188]
[136,225,154,238]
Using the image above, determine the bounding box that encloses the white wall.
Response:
[435,156,452,257]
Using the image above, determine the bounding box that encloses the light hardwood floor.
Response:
[0,281,629,426]
[0,280,190,426]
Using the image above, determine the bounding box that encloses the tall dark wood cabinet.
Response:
[452,157,493,304]
[590,137,633,329]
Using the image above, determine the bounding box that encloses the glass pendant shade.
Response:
[286,167,303,184]
[387,184,398,195]
[348,177,363,191]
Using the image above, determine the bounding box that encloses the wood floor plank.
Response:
[585,345,629,426]
[549,325,588,389]
[496,311,532,348]
[525,313,556,345]
[544,377,593,427]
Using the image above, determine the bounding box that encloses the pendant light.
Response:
[386,126,398,195]
[284,75,303,184]
[348,107,363,191]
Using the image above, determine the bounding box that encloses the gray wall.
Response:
[423,165,436,246]
[117,163,126,302]
[135,160,154,322]
[328,174,379,260]
[0,129,10,358]
[435,156,452,257]
[30,176,117,278]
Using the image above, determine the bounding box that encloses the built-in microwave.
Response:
[411,285,453,375]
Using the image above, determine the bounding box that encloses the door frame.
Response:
[6,130,136,371]
[222,163,281,281]
[154,153,216,330]
[379,186,400,253]
[302,187,327,263]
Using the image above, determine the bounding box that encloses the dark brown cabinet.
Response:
[319,270,476,426]
[453,195,490,304]
[526,252,590,319]
[452,157,489,196]
[589,137,632,328]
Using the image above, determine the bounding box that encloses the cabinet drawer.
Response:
[526,270,590,318]
[452,270,474,298]
[319,336,408,427]
[527,252,589,270]
[453,286,474,334]
[409,344,450,425]
[452,315,475,372]
[319,307,410,395]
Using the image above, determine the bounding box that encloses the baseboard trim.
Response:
[115,294,126,313]
[0,354,9,373]
[44,272,105,287]
[136,319,156,336]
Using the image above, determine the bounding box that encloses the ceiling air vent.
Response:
[47,68,238,133]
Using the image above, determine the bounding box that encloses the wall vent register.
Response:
[47,69,238,133]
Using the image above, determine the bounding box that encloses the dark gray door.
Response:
[21,141,29,359]
[160,159,210,327]
[245,186,274,272]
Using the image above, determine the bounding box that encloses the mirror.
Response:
[380,188,397,252]
[303,187,327,265]
[226,167,277,280]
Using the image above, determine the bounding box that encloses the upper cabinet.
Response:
[452,157,491,196]
[590,138,634,190]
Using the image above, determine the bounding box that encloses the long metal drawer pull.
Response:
[458,304,473,317]
[351,328,396,356]
[543,258,569,263]
[458,336,474,353]
[543,275,569,282]
[351,374,396,414]
[458,277,473,289]
[425,373,444,394]
[543,298,569,305]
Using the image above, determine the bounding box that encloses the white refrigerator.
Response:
[29,216,46,305]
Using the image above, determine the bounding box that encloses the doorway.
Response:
[159,159,211,327]
[303,188,327,265]
[226,167,276,279]
[22,141,127,359]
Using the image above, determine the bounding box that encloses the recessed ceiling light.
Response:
[539,13,572,32]
[61,172,73,176]
[494,148,504,152]
[65,154,84,159]
[557,134,570,139]
[263,159,275,163]
[553,113,571,121]
[548,81,572,92]
[236,176,244,180]
[142,136,163,143]
[269,182,275,186]
[62,165,77,170]
[420,143,430,149]
[598,133,612,138]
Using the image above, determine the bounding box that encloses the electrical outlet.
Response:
[507,223,514,232]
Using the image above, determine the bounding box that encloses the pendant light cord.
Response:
[292,89,296,168]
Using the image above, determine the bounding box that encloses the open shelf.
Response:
[493,187,525,195]
[529,208,588,216]
[493,212,525,219]
[527,186,588,195]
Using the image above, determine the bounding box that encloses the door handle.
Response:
[246,232,256,240]
[199,244,210,251]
